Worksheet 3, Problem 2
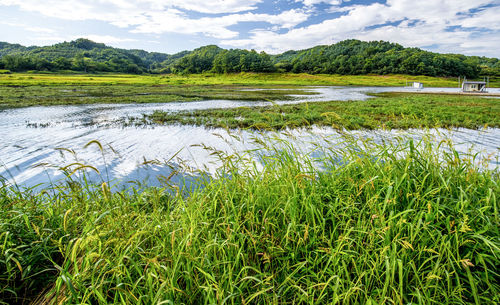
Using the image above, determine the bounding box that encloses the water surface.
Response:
[1,86,498,189]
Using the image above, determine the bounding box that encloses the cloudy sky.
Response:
[1,0,499,57]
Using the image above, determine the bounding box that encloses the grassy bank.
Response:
[2,72,496,87]
[141,92,500,130]
[1,136,499,304]
[0,84,315,108]
[1,72,497,109]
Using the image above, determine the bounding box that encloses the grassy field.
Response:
[139,92,500,130]
[0,83,317,108]
[1,72,499,304]
[1,72,497,87]
[0,136,498,304]
[1,72,498,109]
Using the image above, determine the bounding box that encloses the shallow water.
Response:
[1,86,499,189]
[3,86,499,129]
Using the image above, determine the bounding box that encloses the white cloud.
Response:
[296,0,342,6]
[0,0,309,39]
[30,34,138,46]
[0,0,499,57]
[129,9,309,39]
[223,0,500,57]
[129,9,238,39]
[0,0,101,21]
[25,26,56,34]
[139,0,263,14]
[459,5,500,30]
[0,0,264,16]
[0,21,56,34]
[32,36,68,42]
[79,35,138,44]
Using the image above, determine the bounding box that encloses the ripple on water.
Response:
[1,87,499,189]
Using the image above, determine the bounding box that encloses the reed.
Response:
[0,134,498,304]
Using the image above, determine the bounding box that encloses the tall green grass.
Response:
[0,135,498,304]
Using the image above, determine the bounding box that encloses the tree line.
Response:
[1,38,499,78]
[0,39,147,73]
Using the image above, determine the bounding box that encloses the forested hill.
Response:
[0,39,176,74]
[1,38,499,78]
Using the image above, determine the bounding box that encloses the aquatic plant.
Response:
[144,92,500,130]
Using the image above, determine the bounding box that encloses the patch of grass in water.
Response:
[143,93,500,130]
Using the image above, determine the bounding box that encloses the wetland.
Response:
[1,73,499,304]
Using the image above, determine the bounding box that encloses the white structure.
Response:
[411,82,423,89]
[405,81,423,89]
[462,81,487,92]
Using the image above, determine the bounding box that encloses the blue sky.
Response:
[1,0,499,57]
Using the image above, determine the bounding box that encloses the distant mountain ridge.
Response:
[1,38,499,78]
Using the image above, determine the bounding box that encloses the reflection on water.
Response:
[1,86,499,189]
[2,86,499,129]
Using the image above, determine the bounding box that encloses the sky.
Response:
[0,0,499,57]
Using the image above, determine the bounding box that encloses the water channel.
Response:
[1,86,498,190]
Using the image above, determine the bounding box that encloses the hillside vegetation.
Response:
[1,39,499,78]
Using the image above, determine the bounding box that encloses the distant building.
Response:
[462,81,487,92]
[411,82,423,89]
[405,81,423,89]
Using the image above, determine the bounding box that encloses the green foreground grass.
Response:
[1,136,499,304]
[142,92,500,130]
